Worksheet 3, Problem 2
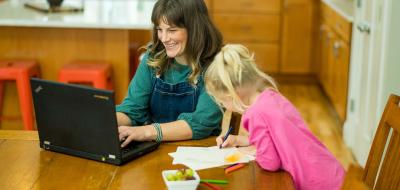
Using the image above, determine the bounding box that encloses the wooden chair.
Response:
[342,94,400,189]
[362,94,400,189]
[341,164,370,190]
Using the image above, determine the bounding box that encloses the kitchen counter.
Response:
[322,0,354,22]
[0,0,155,29]
[0,0,154,130]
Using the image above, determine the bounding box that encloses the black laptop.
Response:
[30,78,159,165]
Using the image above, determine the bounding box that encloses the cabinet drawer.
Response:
[214,13,280,43]
[213,0,280,14]
[244,43,279,73]
[321,3,352,43]
[333,12,352,43]
[320,2,333,23]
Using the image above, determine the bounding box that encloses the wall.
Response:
[379,0,400,110]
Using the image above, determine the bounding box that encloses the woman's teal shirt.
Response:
[116,53,222,139]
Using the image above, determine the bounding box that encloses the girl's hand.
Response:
[216,135,249,148]
[118,125,155,147]
[238,145,256,156]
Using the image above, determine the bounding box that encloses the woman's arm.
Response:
[116,53,153,126]
[118,120,192,147]
[177,82,223,139]
[116,112,132,126]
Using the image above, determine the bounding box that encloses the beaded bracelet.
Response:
[152,123,163,143]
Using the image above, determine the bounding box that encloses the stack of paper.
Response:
[168,146,255,170]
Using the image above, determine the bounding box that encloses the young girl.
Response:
[204,44,345,190]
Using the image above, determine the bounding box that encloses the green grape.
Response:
[185,169,194,177]
[175,170,184,181]
[166,173,176,181]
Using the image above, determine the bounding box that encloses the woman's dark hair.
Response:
[148,0,223,84]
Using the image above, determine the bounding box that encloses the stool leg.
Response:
[0,81,4,127]
[107,80,113,90]
[16,74,35,130]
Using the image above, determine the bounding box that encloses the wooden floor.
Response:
[222,81,356,170]
[279,82,355,170]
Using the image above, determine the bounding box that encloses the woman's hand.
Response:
[216,134,250,148]
[118,125,156,147]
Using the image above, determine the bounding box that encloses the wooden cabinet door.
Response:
[318,26,335,100]
[280,2,314,73]
[213,0,280,14]
[332,39,350,121]
[244,43,280,73]
[213,13,280,43]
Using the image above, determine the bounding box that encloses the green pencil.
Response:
[200,179,228,184]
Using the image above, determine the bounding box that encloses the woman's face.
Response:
[157,18,188,63]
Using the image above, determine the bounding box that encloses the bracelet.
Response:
[152,123,163,143]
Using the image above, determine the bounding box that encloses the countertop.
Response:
[0,0,156,29]
[322,0,354,22]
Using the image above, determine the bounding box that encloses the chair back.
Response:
[363,94,400,189]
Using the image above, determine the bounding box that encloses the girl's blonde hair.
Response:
[205,44,278,112]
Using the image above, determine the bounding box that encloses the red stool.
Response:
[58,62,113,90]
[0,60,40,130]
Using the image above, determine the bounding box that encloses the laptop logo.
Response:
[94,94,109,100]
[35,86,43,93]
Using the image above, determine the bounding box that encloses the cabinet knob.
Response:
[357,21,371,34]
[333,41,341,58]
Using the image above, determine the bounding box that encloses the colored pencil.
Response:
[200,179,228,184]
[220,126,233,148]
[225,163,239,170]
[201,181,223,190]
[224,163,246,174]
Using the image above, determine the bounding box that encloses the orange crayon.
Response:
[224,163,246,174]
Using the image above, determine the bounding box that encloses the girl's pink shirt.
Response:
[242,89,345,190]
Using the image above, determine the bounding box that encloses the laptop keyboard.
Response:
[121,144,136,154]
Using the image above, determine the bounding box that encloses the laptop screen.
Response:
[31,78,121,158]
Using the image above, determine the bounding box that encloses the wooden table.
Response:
[0,130,294,190]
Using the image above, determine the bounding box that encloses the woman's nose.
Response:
[160,31,170,42]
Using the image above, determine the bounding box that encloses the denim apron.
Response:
[150,74,200,123]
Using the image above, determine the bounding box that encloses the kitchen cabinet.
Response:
[208,0,281,73]
[317,2,352,121]
[207,0,315,74]
[281,0,314,73]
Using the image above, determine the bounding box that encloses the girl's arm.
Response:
[247,114,281,171]
[216,134,250,148]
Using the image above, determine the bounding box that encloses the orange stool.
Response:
[58,62,113,90]
[0,60,40,130]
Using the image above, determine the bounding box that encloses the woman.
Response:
[117,0,223,147]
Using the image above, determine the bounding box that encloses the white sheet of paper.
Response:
[168,146,254,170]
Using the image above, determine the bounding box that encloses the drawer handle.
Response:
[357,21,371,34]
[333,41,341,58]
